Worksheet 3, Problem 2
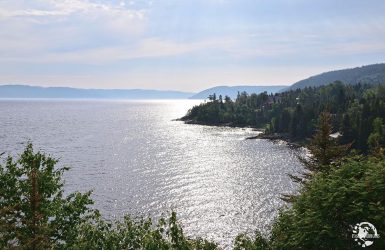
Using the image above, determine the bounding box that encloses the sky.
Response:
[0,0,385,92]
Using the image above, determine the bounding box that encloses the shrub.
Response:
[0,143,94,249]
[270,157,385,249]
[0,143,218,249]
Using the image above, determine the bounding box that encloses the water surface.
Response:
[0,99,303,248]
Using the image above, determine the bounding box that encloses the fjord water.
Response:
[0,99,303,248]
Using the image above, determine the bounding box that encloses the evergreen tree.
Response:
[307,112,350,169]
[340,113,355,145]
[367,117,385,156]
[271,157,385,250]
[286,112,350,188]
[0,143,94,249]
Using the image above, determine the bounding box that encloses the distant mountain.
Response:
[6,63,384,100]
[285,63,385,91]
[189,85,287,99]
[0,85,194,99]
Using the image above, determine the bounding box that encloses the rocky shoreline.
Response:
[175,117,260,129]
[246,133,304,148]
[181,119,236,127]
[176,118,304,148]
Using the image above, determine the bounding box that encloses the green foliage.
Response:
[0,143,94,249]
[0,143,218,249]
[367,117,385,156]
[182,82,385,153]
[303,112,350,173]
[233,231,270,250]
[73,211,218,250]
[288,63,385,90]
[270,157,385,249]
[283,112,350,201]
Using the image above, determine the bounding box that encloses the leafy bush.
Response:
[0,143,94,249]
[73,211,217,250]
[233,231,270,250]
[0,144,218,249]
[233,156,385,250]
[270,156,385,249]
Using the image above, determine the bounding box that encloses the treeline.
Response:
[181,82,385,153]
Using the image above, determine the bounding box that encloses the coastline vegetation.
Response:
[181,82,385,153]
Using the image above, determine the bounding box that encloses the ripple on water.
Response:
[0,99,304,249]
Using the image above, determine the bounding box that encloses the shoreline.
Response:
[177,118,305,148]
[174,118,264,130]
[246,133,304,148]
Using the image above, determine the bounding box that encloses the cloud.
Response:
[0,0,150,61]
[0,36,239,64]
[0,0,147,18]
[0,0,148,38]
[1,0,385,64]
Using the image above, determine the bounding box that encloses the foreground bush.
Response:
[233,231,270,250]
[0,144,217,249]
[236,156,385,250]
[235,155,385,250]
[270,156,385,249]
[73,211,217,249]
[0,143,94,249]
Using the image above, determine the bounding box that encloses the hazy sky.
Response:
[1,0,385,92]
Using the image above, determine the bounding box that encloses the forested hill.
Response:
[285,63,385,91]
[190,85,286,99]
[181,81,385,153]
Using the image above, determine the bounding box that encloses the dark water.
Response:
[0,99,303,248]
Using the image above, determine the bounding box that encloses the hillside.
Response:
[0,85,194,99]
[189,85,286,99]
[285,63,385,91]
[181,81,385,152]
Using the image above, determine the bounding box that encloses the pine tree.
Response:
[307,112,350,170]
[0,143,94,249]
[286,112,351,188]
[367,117,385,157]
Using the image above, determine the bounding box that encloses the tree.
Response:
[284,112,350,193]
[271,157,385,250]
[367,117,385,156]
[0,143,94,249]
[234,231,270,250]
[207,93,217,102]
[74,211,218,249]
[304,112,350,173]
[224,95,232,103]
[340,113,355,145]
